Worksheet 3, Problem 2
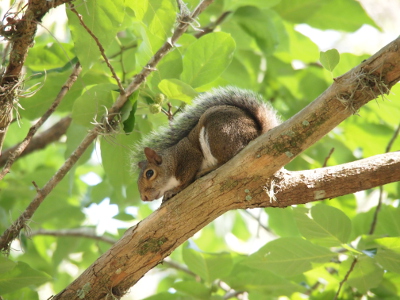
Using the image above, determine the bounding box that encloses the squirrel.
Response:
[133,86,280,202]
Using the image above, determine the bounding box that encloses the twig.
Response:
[0,63,81,180]
[194,11,232,39]
[322,147,335,167]
[333,258,358,300]
[107,42,138,60]
[369,122,400,234]
[0,116,72,167]
[162,257,197,277]
[30,228,118,245]
[385,122,400,152]
[69,5,125,95]
[0,0,216,254]
[242,210,272,233]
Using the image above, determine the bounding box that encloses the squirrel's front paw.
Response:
[162,191,177,202]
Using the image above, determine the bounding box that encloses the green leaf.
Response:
[122,91,139,133]
[172,280,211,299]
[265,207,301,237]
[375,205,400,237]
[158,79,198,103]
[320,49,340,72]
[128,0,176,40]
[224,0,281,11]
[0,259,51,294]
[233,7,282,56]
[150,49,183,90]
[374,237,400,274]
[339,256,384,293]
[274,0,326,23]
[226,264,305,296]
[181,32,236,88]
[182,247,233,283]
[66,0,126,70]
[306,0,379,31]
[71,83,118,127]
[293,204,351,247]
[101,133,138,189]
[65,121,94,164]
[25,43,75,72]
[244,237,335,277]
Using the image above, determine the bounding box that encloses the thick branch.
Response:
[51,37,400,300]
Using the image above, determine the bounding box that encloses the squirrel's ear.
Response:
[144,147,162,165]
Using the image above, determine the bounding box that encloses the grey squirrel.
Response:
[134,87,280,201]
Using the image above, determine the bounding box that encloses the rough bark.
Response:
[51,37,400,300]
[0,0,73,153]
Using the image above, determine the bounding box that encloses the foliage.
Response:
[0,0,399,299]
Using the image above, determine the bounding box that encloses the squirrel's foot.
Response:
[162,190,177,202]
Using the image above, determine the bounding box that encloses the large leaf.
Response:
[172,281,211,299]
[273,0,326,23]
[265,207,301,237]
[374,237,400,274]
[71,83,119,127]
[226,264,305,296]
[305,0,379,31]
[182,247,233,283]
[66,0,126,70]
[233,7,283,56]
[293,204,352,247]
[158,79,198,103]
[101,133,138,189]
[244,237,336,277]
[180,32,236,88]
[0,258,51,294]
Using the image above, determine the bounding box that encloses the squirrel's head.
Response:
[137,147,179,201]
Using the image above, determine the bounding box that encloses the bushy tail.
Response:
[133,86,280,162]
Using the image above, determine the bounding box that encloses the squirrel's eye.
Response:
[145,169,154,179]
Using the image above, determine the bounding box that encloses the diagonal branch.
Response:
[0,0,216,254]
[0,116,72,168]
[0,0,74,153]
[0,62,81,179]
[50,36,400,300]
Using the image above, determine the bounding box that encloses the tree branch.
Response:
[0,62,81,179]
[50,35,400,299]
[29,228,117,245]
[0,116,72,168]
[0,0,74,153]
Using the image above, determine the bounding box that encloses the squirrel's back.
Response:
[133,86,280,161]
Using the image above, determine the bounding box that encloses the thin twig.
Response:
[333,258,358,300]
[385,122,400,152]
[194,11,232,39]
[30,228,118,245]
[69,5,125,95]
[369,122,400,234]
[322,147,335,167]
[0,116,72,167]
[0,63,81,180]
[242,210,272,234]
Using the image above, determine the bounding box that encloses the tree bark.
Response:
[0,0,73,153]
[51,36,400,300]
